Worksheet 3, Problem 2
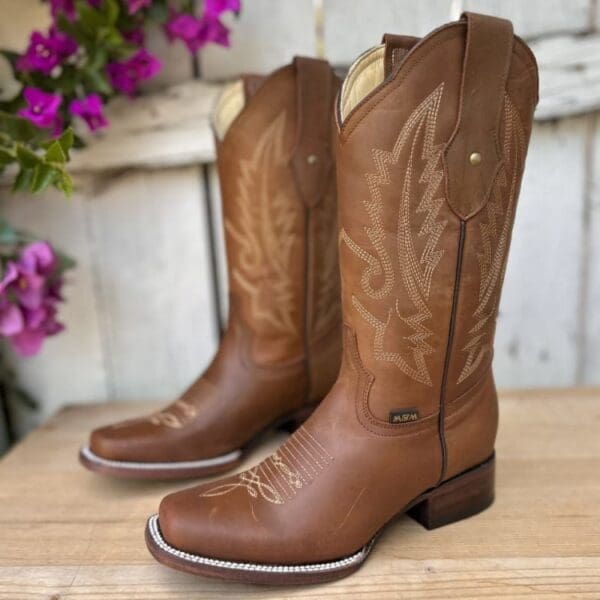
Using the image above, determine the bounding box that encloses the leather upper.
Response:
[157,13,538,565]
[89,58,342,463]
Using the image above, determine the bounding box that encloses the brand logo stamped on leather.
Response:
[389,409,419,424]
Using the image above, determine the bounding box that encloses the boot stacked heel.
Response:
[408,454,495,530]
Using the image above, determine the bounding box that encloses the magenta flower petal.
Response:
[123,27,145,46]
[204,0,240,17]
[0,302,24,336]
[49,27,78,60]
[18,87,62,130]
[201,16,231,47]
[126,0,151,15]
[20,241,57,276]
[107,49,161,97]
[0,262,20,294]
[50,0,77,21]
[17,29,77,75]
[9,328,46,357]
[69,94,109,131]
[165,13,206,52]
[130,48,162,79]
[23,305,48,330]
[18,31,60,75]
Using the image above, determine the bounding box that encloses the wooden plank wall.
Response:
[1,0,599,445]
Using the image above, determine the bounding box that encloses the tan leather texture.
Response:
[156,13,538,566]
[88,58,342,465]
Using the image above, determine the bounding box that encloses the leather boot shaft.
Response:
[336,13,537,444]
[214,57,342,399]
[82,58,342,477]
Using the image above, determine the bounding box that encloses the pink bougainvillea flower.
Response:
[69,94,109,131]
[49,26,78,59]
[126,0,151,15]
[165,13,231,52]
[0,260,45,310]
[20,241,58,276]
[17,28,77,75]
[0,300,24,337]
[204,0,240,17]
[18,87,62,130]
[164,13,207,52]
[107,49,161,97]
[10,315,64,356]
[123,27,145,46]
[0,241,67,357]
[49,0,76,21]
[201,16,231,47]
[131,48,162,79]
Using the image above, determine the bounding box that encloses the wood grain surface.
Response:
[0,389,599,599]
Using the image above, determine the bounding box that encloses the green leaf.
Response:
[83,69,112,95]
[31,163,57,193]
[0,112,39,143]
[87,47,108,72]
[0,220,19,244]
[56,251,77,271]
[55,170,74,197]
[10,386,38,410]
[44,140,67,164]
[15,144,41,168]
[101,0,120,25]
[147,0,169,23]
[0,148,15,166]
[77,2,105,30]
[57,128,74,158]
[12,167,33,193]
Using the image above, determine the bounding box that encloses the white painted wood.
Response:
[493,117,588,388]
[530,34,600,121]
[582,116,600,385]
[0,0,49,52]
[208,164,229,328]
[142,24,194,90]
[322,0,449,67]
[199,0,317,80]
[462,0,591,39]
[83,166,219,400]
[322,0,592,68]
[69,81,222,172]
[0,181,108,433]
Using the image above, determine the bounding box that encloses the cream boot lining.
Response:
[213,79,245,140]
[339,45,385,123]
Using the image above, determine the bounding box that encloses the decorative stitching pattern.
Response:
[457,94,526,384]
[145,379,217,429]
[225,111,300,338]
[199,425,333,505]
[341,84,447,386]
[148,399,198,429]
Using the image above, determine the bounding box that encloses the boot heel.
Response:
[278,404,318,433]
[407,453,495,530]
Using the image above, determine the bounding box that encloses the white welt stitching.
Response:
[80,446,241,471]
[147,514,373,574]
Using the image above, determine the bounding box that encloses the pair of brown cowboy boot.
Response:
[80,12,538,585]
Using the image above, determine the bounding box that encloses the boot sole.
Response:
[145,453,495,584]
[78,404,317,480]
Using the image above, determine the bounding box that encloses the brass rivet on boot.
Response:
[307,154,318,165]
[469,152,482,166]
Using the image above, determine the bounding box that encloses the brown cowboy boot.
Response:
[79,57,342,479]
[146,12,538,582]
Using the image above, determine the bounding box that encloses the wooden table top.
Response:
[1,389,599,599]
